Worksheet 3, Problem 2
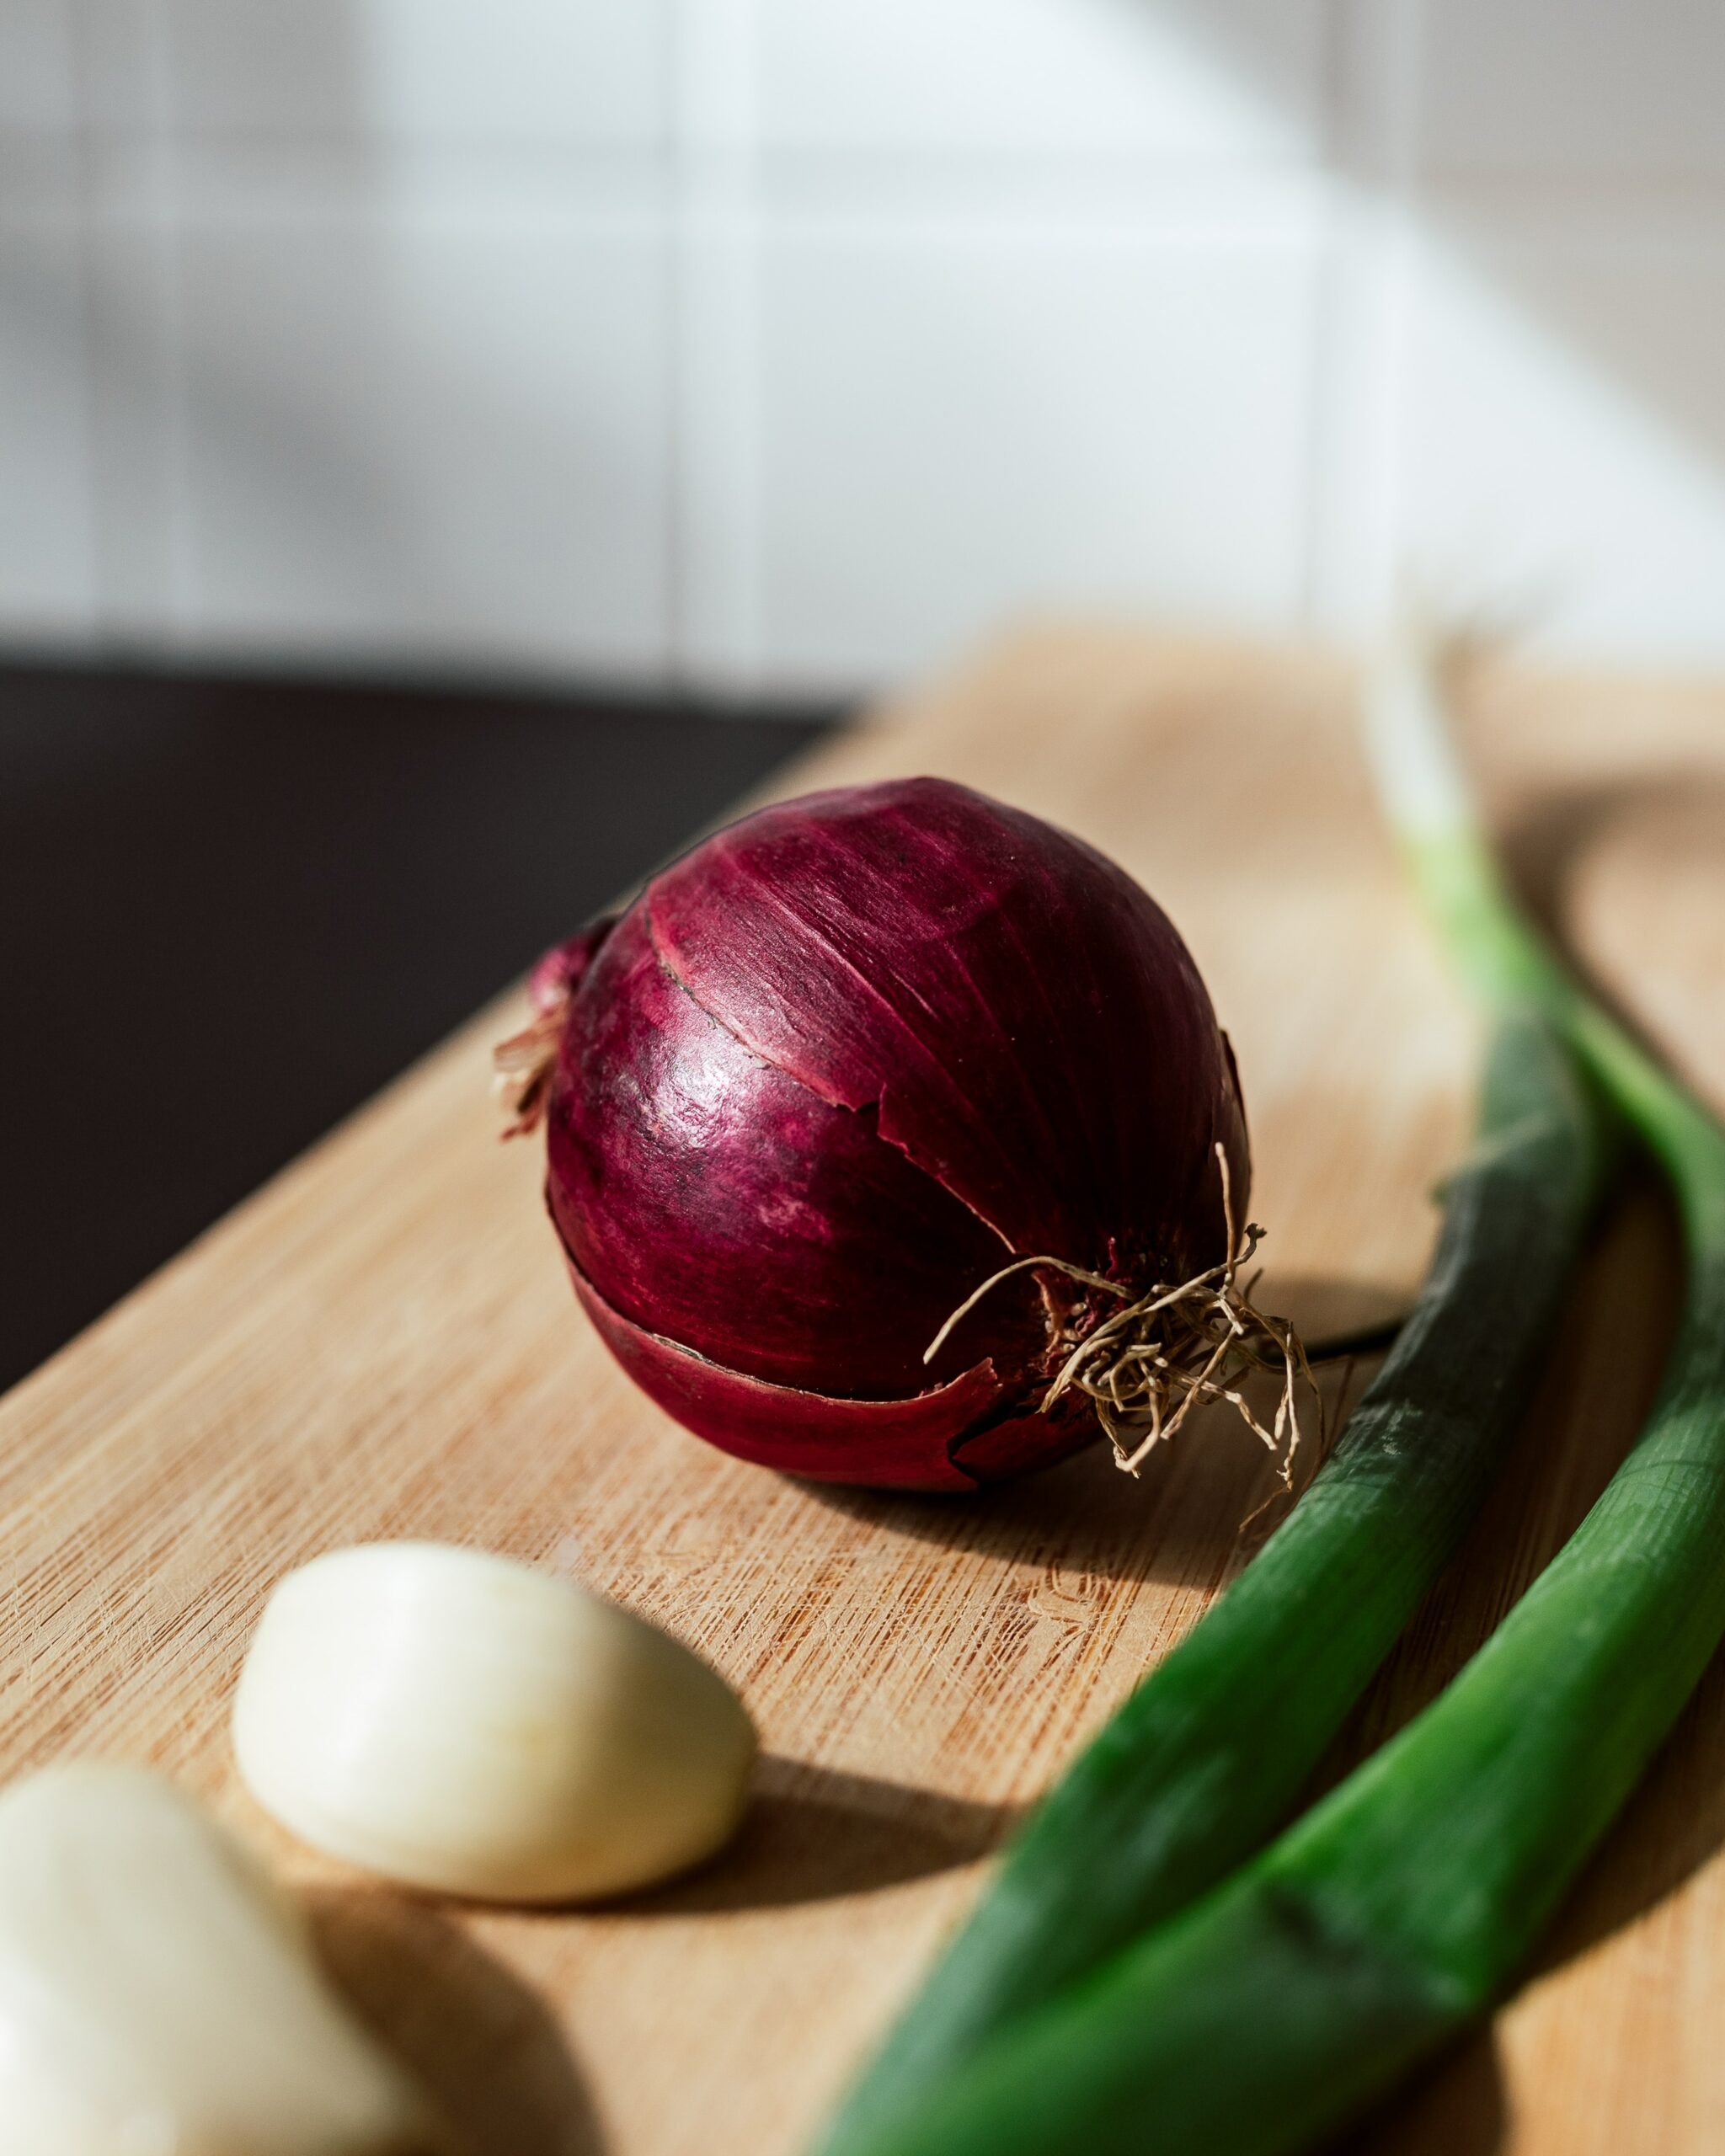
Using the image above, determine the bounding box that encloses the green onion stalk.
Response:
[830,628,1725,2156]
[820,1010,1605,2156]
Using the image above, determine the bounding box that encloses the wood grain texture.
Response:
[3,627,1723,2154]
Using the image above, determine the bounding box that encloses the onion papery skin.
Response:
[540,776,1248,1492]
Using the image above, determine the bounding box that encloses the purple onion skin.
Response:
[541,777,1247,1492]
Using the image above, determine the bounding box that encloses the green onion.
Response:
[822,925,1604,2148]
[835,630,1725,2156]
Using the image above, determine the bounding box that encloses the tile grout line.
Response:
[667,0,766,700]
[1301,0,1426,640]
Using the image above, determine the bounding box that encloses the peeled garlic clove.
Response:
[0,1763,441,2155]
[232,1541,756,1903]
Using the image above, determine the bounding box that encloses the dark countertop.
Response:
[0,664,835,1392]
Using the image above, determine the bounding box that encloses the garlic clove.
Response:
[0,1763,442,2155]
[232,1541,756,1903]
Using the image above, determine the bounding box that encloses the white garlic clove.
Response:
[0,1763,442,2156]
[232,1541,756,1903]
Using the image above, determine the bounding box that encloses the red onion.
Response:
[500,777,1276,1492]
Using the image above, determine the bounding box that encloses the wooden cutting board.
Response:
[4,627,1724,2155]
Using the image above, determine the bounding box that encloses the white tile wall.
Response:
[156,0,668,147]
[0,1,78,134]
[7,0,1725,683]
[0,6,92,638]
[80,201,185,640]
[0,214,99,638]
[754,0,1329,164]
[1418,0,1725,185]
[1394,213,1725,667]
[73,1,170,134]
[169,195,670,671]
[750,214,1322,688]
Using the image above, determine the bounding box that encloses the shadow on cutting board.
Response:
[622,1756,1022,1915]
[308,1888,605,2155]
[804,1325,1378,1591]
[1498,770,1725,941]
[1337,2030,1509,2156]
